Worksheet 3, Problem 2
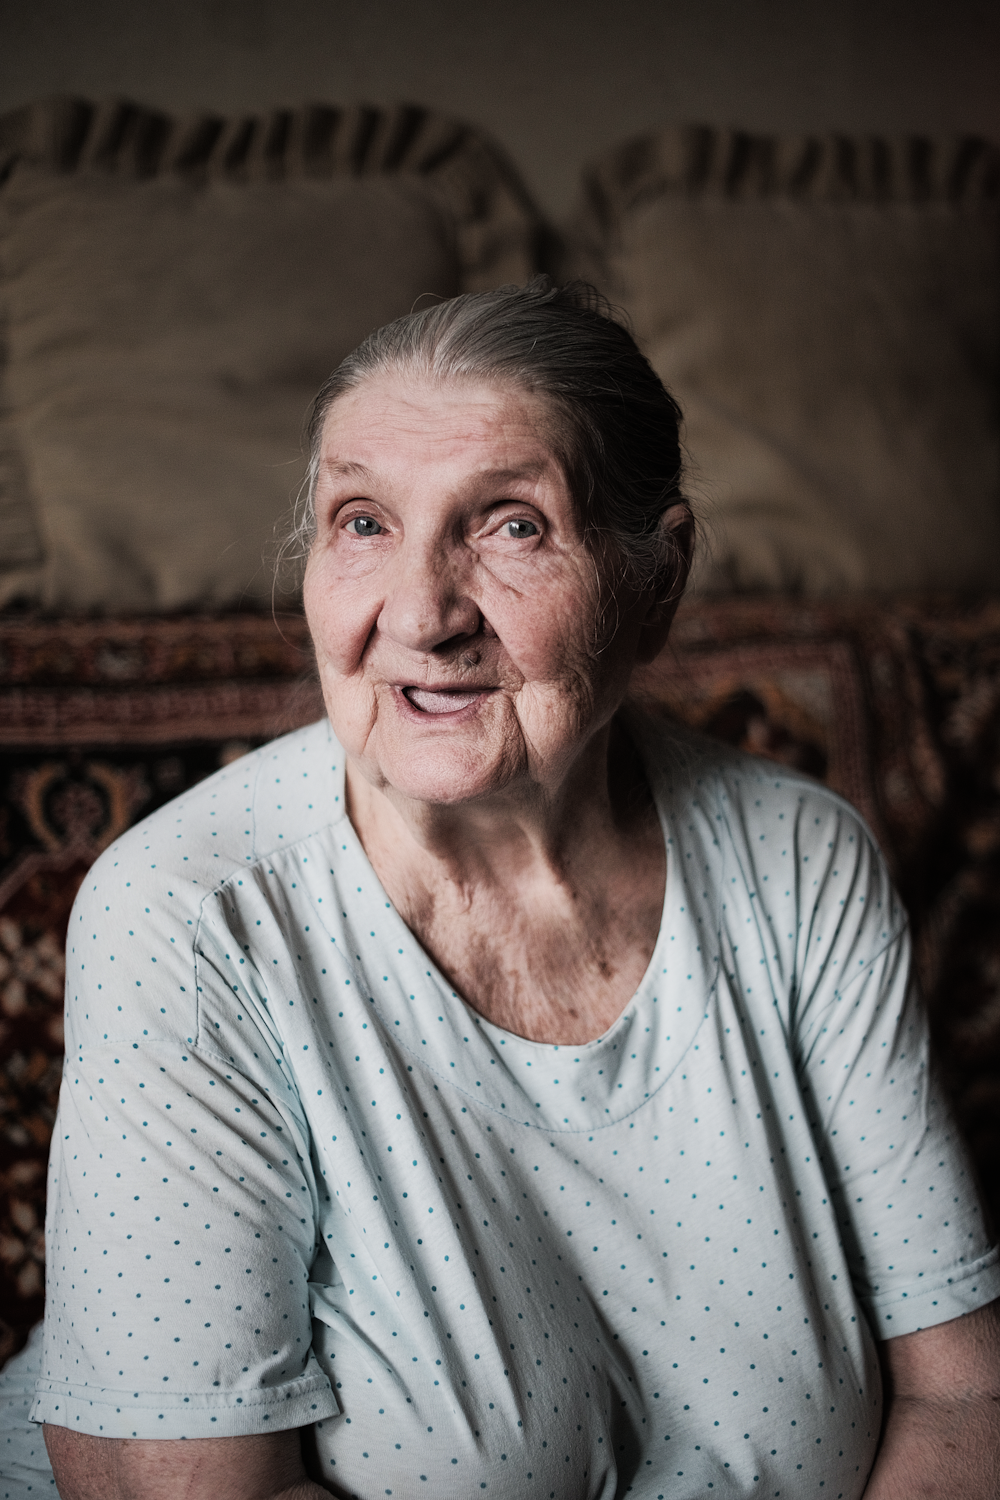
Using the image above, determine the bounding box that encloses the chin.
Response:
[370,739,523,809]
[387,763,518,809]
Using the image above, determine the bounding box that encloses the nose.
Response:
[377,533,482,654]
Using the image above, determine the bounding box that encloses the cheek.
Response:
[304,574,379,758]
[303,554,378,676]
[487,568,602,688]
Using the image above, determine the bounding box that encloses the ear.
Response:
[633,503,695,664]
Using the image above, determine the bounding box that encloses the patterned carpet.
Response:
[1,597,998,1362]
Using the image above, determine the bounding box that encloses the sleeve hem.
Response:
[29,1368,340,1440]
[859,1245,1000,1340]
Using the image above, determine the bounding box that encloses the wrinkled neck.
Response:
[345,715,647,897]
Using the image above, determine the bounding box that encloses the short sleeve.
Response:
[792,819,1000,1339]
[30,860,339,1439]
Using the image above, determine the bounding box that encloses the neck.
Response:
[346,710,665,1044]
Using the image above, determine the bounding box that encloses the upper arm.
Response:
[879,1298,1000,1401]
[33,1031,338,1439]
[775,798,1000,1338]
[44,1425,318,1500]
[34,862,339,1440]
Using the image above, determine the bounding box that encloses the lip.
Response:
[396,683,496,720]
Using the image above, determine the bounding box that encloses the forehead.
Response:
[318,372,568,477]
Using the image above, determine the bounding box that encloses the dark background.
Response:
[2,0,998,218]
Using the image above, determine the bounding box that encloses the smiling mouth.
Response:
[403,686,490,715]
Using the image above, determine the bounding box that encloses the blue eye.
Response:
[346,516,382,537]
[504,520,538,539]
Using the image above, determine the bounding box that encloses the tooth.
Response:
[408,688,480,714]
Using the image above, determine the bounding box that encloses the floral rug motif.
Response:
[1,599,998,1359]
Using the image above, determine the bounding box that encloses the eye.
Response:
[503,519,538,539]
[345,515,382,537]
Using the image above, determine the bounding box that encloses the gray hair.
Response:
[285,276,689,590]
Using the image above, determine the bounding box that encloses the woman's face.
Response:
[304,372,669,809]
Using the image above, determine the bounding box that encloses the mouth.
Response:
[401,685,493,716]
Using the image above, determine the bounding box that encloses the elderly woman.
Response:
[6,280,1000,1499]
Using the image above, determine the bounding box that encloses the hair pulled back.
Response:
[297,276,689,589]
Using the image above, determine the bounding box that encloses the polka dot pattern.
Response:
[18,718,999,1499]
[2,1327,56,1496]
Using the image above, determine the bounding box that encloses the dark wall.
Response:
[2,0,998,216]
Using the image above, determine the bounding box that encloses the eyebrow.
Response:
[473,463,550,484]
[321,460,376,481]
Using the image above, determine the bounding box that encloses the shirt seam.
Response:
[31,1369,336,1413]
[860,1242,1000,1315]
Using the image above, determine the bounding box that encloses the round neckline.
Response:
[340,710,672,1052]
[305,713,723,1132]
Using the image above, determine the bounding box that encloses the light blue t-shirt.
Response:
[12,716,999,1499]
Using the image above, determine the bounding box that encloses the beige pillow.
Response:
[0,98,540,612]
[570,127,1000,593]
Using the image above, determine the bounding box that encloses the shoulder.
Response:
[83,717,345,896]
[636,710,871,833]
[64,719,348,1046]
[634,711,905,946]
